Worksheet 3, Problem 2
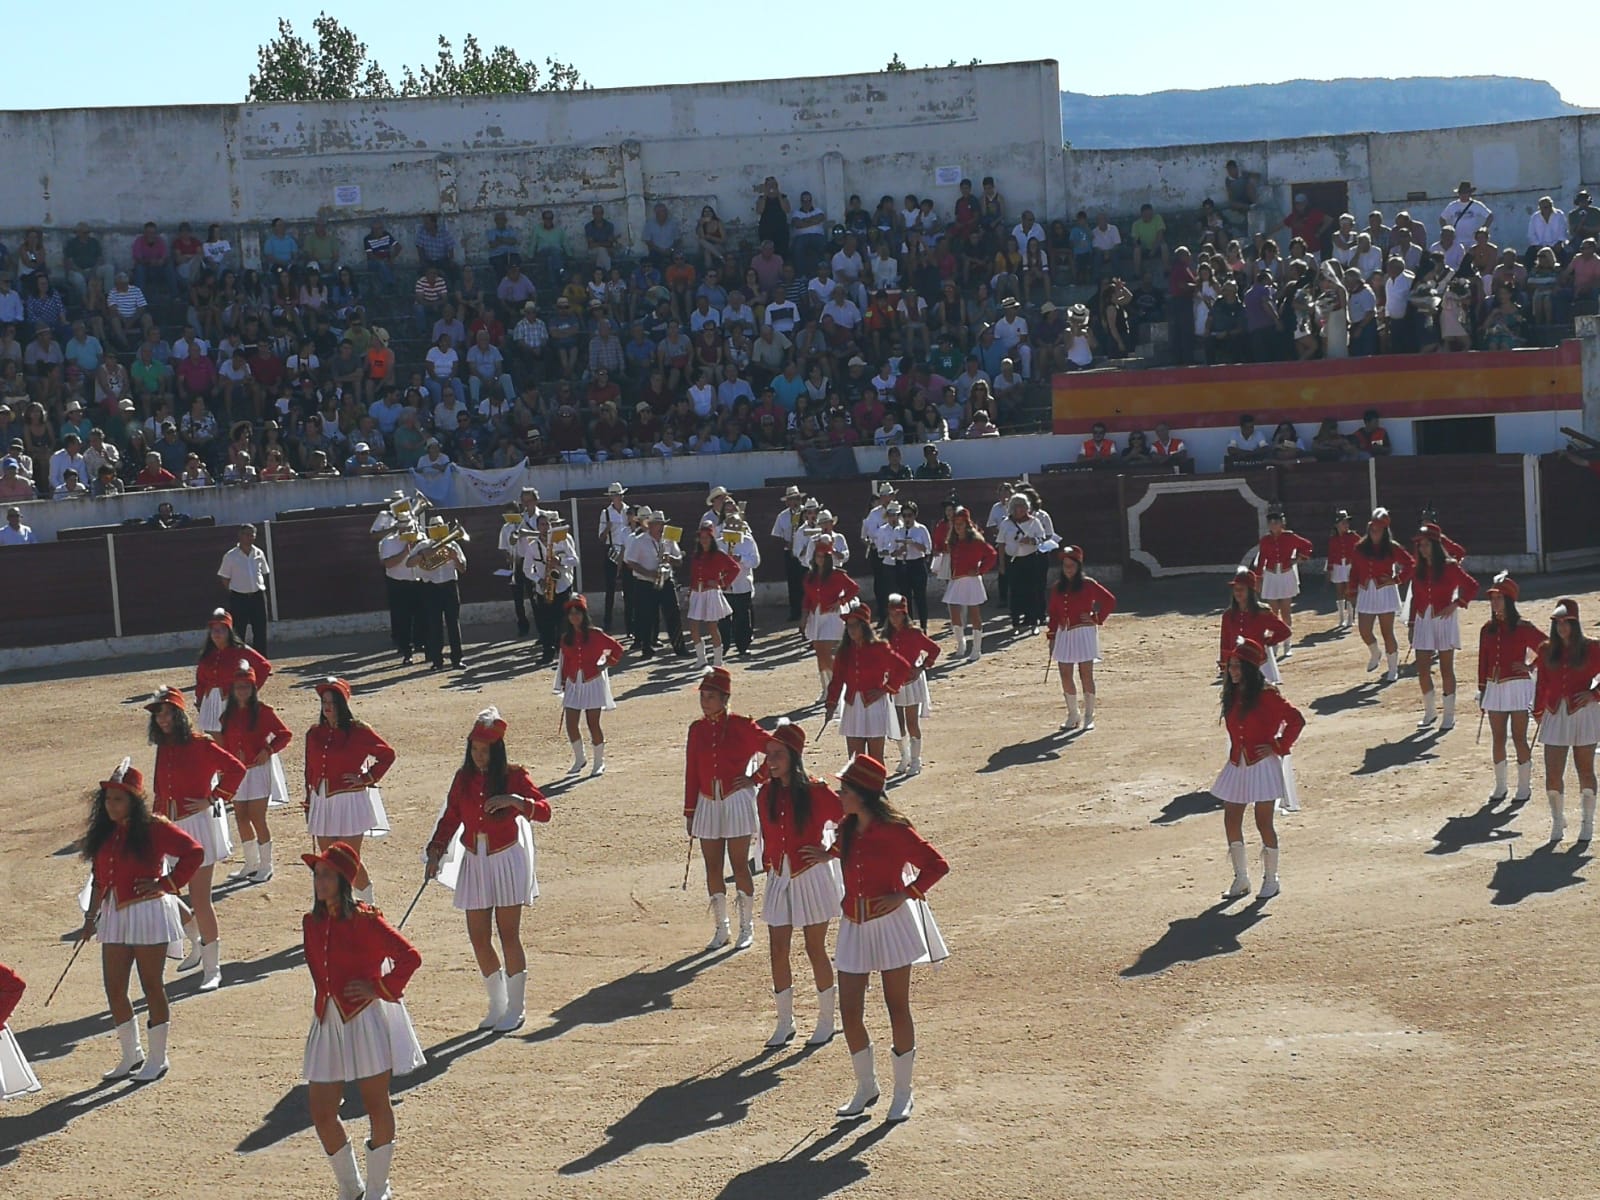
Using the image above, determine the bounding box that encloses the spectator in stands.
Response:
[105,273,150,351]
[963,409,999,439]
[1131,205,1169,275]
[25,273,68,343]
[1221,160,1257,230]
[1529,247,1561,325]
[1268,421,1308,463]
[0,457,30,502]
[180,453,212,488]
[1568,191,1600,256]
[343,442,384,476]
[644,203,679,265]
[1149,421,1189,467]
[466,327,514,405]
[909,443,949,480]
[1206,279,1247,363]
[1481,284,1527,350]
[1442,181,1491,246]
[53,467,88,499]
[1527,196,1568,266]
[1343,268,1378,357]
[415,214,457,277]
[528,209,570,282]
[1351,409,1391,458]
[1167,247,1198,366]
[48,432,86,493]
[0,505,36,544]
[1382,257,1417,353]
[135,450,177,489]
[1079,422,1116,464]
[1283,193,1332,257]
[91,462,123,496]
[1120,429,1154,465]
[129,221,175,296]
[62,223,114,302]
[1431,225,1464,271]
[1225,414,1269,468]
[1560,238,1600,316]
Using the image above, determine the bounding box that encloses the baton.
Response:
[45,935,90,1007]
[396,879,430,931]
[1476,706,1486,745]
[680,838,694,890]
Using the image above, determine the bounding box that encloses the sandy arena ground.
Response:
[2,576,1599,1199]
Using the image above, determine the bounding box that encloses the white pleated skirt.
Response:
[1260,567,1299,600]
[561,671,616,711]
[1540,700,1600,747]
[896,671,932,718]
[835,899,949,973]
[840,693,903,740]
[0,1026,40,1101]
[1329,563,1351,584]
[198,687,225,734]
[691,785,759,841]
[1052,625,1101,664]
[308,784,392,840]
[806,611,844,643]
[762,858,845,928]
[931,552,950,581]
[303,1000,425,1083]
[686,589,733,622]
[98,892,185,954]
[452,830,539,910]
[1483,678,1535,713]
[176,804,233,868]
[237,756,290,807]
[1211,755,1289,805]
[943,576,987,607]
[1410,609,1461,652]
[1356,581,1401,615]
[1261,652,1282,685]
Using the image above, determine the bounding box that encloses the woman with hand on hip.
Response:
[1533,598,1600,843]
[943,507,999,661]
[886,595,940,776]
[686,518,741,670]
[801,534,860,703]
[195,607,271,734]
[1046,545,1118,730]
[425,708,551,1033]
[1477,574,1545,805]
[558,595,625,776]
[304,677,396,903]
[218,658,292,883]
[1252,509,1314,661]
[1349,509,1414,682]
[1219,568,1290,684]
[1407,523,1477,731]
[826,602,915,766]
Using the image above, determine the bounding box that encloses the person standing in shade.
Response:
[596,482,633,633]
[408,515,467,672]
[771,485,807,623]
[217,523,270,651]
[378,513,424,665]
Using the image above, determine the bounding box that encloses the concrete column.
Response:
[1578,314,1600,440]
[620,140,647,255]
[821,151,846,229]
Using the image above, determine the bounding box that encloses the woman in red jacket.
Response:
[1408,524,1478,731]
[1220,568,1290,685]
[886,595,940,776]
[79,757,204,1083]
[302,841,423,1200]
[1478,575,1544,804]
[685,519,741,670]
[558,595,625,776]
[1534,598,1600,843]
[930,497,956,592]
[756,720,845,1048]
[195,608,271,734]
[219,658,292,884]
[684,667,770,951]
[1350,509,1414,682]
[831,754,948,1124]
[1213,637,1306,901]
[801,534,860,702]
[943,506,999,661]
[0,962,40,1100]
[148,685,246,991]
[827,602,915,765]
[1046,546,1118,730]
[1253,509,1315,658]
[304,677,395,903]
[1326,509,1359,631]
[425,708,551,1034]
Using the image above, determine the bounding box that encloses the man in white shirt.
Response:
[54,468,89,499]
[1382,257,1417,353]
[406,516,467,671]
[1527,196,1569,262]
[1441,181,1491,247]
[1224,414,1271,469]
[717,522,761,656]
[622,510,687,659]
[887,501,934,629]
[0,506,36,545]
[1091,215,1122,268]
[821,287,862,334]
[992,300,1028,354]
[1011,211,1046,260]
[763,291,800,335]
[861,484,898,618]
[1430,226,1465,271]
[377,515,424,664]
[771,486,807,620]
[998,493,1048,631]
[799,511,849,568]
[596,482,633,633]
[518,511,578,664]
[217,523,271,649]
[830,236,868,309]
[49,434,88,493]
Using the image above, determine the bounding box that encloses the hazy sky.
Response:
[4,1,1593,111]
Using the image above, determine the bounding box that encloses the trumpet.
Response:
[389,490,432,523]
[721,500,749,545]
[415,521,471,570]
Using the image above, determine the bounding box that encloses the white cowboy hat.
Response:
[606,481,627,495]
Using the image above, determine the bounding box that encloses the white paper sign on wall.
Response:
[333,185,362,207]
[934,165,962,187]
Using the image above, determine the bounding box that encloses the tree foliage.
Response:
[396,35,585,97]
[883,53,982,72]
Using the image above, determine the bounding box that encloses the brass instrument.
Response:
[721,500,748,547]
[390,490,432,523]
[655,524,681,590]
[416,521,470,570]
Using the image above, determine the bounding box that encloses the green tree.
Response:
[883,53,981,72]
[397,35,586,96]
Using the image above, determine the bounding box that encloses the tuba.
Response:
[416,521,471,570]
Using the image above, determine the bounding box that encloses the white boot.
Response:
[568,739,587,774]
[706,894,730,950]
[1490,760,1509,801]
[954,628,968,657]
[836,1044,879,1118]
[103,1018,144,1079]
[1258,846,1281,899]
[1365,641,1382,672]
[734,892,755,950]
[766,987,796,1047]
[230,840,259,880]
[907,738,923,777]
[713,642,724,668]
[695,639,707,669]
[1385,651,1399,682]
[495,971,527,1032]
[365,1140,395,1200]
[328,1142,365,1200]
[1581,790,1597,843]
[1082,694,1096,730]
[894,738,910,773]
[1280,641,1293,662]
[1223,841,1251,899]
[808,986,837,1045]
[133,1020,169,1082]
[969,627,983,661]
[591,743,607,777]
[1063,693,1080,730]
[1417,690,1437,728]
[177,918,202,972]
[817,669,831,704]
[251,840,274,882]
[478,969,507,1030]
[1440,694,1456,731]
[1515,760,1533,802]
[886,1046,917,1122]
[199,939,222,992]
[1548,791,1566,844]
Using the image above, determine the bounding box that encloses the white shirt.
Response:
[1000,514,1046,557]
[218,544,269,593]
[378,532,419,581]
[764,301,800,333]
[1011,221,1046,257]
[1441,197,1491,244]
[425,347,459,381]
[1347,287,1377,324]
[726,533,760,595]
[519,533,577,589]
[799,529,849,568]
[771,506,800,546]
[623,532,680,577]
[1529,208,1569,247]
[993,314,1028,351]
[1430,239,1465,270]
[1353,247,1383,277]
[1091,224,1121,252]
[830,250,865,283]
[0,523,36,545]
[597,502,630,552]
[1383,271,1415,318]
[861,506,893,547]
[896,522,932,560]
[821,299,862,330]
[985,500,1008,530]
[49,448,87,492]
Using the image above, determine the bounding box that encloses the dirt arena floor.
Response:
[3,574,1599,1198]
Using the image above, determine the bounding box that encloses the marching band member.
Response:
[1220,568,1291,684]
[830,754,949,1123]
[502,486,545,639]
[889,501,933,631]
[684,667,769,951]
[147,686,246,991]
[519,511,579,665]
[377,514,424,665]
[985,479,1014,607]
[827,602,915,765]
[597,481,633,632]
[408,514,467,672]
[1213,637,1305,901]
[861,483,899,618]
[1326,510,1360,631]
[80,757,204,1083]
[0,961,39,1100]
[305,677,395,903]
[802,509,851,569]
[1252,508,1314,660]
[1349,509,1414,682]
[931,497,957,623]
[623,509,689,660]
[686,518,741,669]
[218,658,292,883]
[772,485,808,622]
[886,595,940,776]
[302,841,423,1200]
[559,596,624,775]
[425,709,551,1033]
[790,496,823,584]
[1535,598,1600,843]
[719,515,761,657]
[757,720,845,1048]
[702,485,736,530]
[1046,546,1118,730]
[944,506,999,661]
[1478,574,1544,805]
[1408,524,1478,730]
[801,534,860,702]
[195,608,270,733]
[999,493,1049,633]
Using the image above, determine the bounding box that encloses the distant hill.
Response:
[1061,77,1588,150]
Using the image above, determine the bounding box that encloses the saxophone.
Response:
[543,529,559,604]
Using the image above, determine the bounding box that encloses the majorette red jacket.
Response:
[1047,579,1118,633]
[887,625,941,675]
[1224,688,1305,765]
[1533,642,1600,718]
[1254,531,1315,573]
[153,737,247,819]
[802,568,860,617]
[427,765,550,857]
[947,535,999,578]
[1477,619,1546,689]
[683,712,769,816]
[219,702,293,767]
[302,904,421,1021]
[1410,563,1479,618]
[561,630,625,684]
[688,548,741,592]
[834,819,949,921]
[91,816,203,907]
[304,722,396,797]
[196,645,272,700]
[931,519,951,554]
[1220,607,1291,665]
[827,640,914,711]
[1348,544,1415,590]
[1326,530,1360,569]
[757,779,845,877]
[0,962,21,1029]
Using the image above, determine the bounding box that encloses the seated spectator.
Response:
[873,409,905,447]
[135,450,177,489]
[485,210,522,279]
[1080,422,1116,463]
[415,214,457,276]
[1130,204,1169,274]
[1269,421,1308,462]
[527,209,570,281]
[1481,285,1526,350]
[304,449,340,478]
[1222,160,1257,229]
[964,409,999,439]
[344,441,385,475]
[1351,408,1391,457]
[1116,429,1151,465]
[0,503,37,542]
[1561,239,1600,316]
[181,453,212,487]
[131,221,177,296]
[644,203,679,266]
[1311,418,1355,462]
[263,446,298,480]
[1152,422,1190,466]
[91,463,124,496]
[49,433,87,492]
[1225,413,1270,468]
[0,457,32,502]
[1091,214,1121,271]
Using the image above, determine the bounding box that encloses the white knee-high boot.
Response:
[1491,760,1509,800]
[713,642,724,667]
[104,1019,144,1079]
[969,627,983,661]
[1385,651,1399,682]
[568,739,587,773]
[706,893,730,950]
[365,1140,395,1200]
[1259,846,1281,899]
[591,743,607,776]
[133,1019,169,1082]
[1366,640,1382,671]
[734,892,755,950]
[327,1141,365,1200]
[954,625,967,656]
[1063,692,1080,729]
[1440,693,1456,731]
[1582,790,1598,843]
[907,738,923,776]
[1224,841,1251,899]
[495,971,527,1032]
[231,840,259,880]
[199,939,223,992]
[252,840,275,882]
[766,987,795,1047]
[695,639,707,669]
[887,1046,917,1121]
[478,969,507,1030]
[836,1043,879,1117]
[1548,790,1566,844]
[1515,760,1533,802]
[1082,693,1097,730]
[808,986,837,1045]
[177,918,202,972]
